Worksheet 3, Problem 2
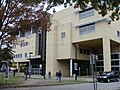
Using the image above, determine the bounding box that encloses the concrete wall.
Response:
[13,33,39,62]
[46,6,120,76]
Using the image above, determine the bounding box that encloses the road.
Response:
[1,82,120,90]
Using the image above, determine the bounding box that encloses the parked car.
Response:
[97,71,119,83]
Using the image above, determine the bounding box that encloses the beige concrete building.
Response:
[46,7,120,76]
[12,29,45,75]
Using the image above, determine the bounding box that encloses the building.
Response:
[46,7,120,76]
[12,28,46,75]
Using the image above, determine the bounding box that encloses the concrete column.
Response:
[16,62,20,72]
[70,59,73,77]
[103,38,111,71]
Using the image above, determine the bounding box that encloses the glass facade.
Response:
[96,53,120,72]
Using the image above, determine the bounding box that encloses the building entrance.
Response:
[73,60,90,76]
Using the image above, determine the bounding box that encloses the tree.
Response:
[0,45,13,64]
[0,0,51,63]
[0,0,119,63]
[47,0,120,21]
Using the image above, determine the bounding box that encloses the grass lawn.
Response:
[0,73,24,86]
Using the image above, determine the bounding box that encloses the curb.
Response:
[0,83,72,89]
[0,81,93,89]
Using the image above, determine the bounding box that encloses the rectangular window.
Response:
[96,61,103,66]
[111,61,119,65]
[25,31,31,37]
[83,49,86,54]
[25,53,27,57]
[98,55,103,60]
[117,31,120,37]
[79,23,95,35]
[87,50,90,55]
[25,42,28,46]
[79,48,82,54]
[79,7,94,19]
[20,32,25,37]
[61,32,65,39]
[12,45,16,49]
[20,42,28,47]
[111,54,119,59]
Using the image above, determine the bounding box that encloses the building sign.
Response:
[74,63,78,70]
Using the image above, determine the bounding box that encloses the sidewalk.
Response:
[21,75,93,86]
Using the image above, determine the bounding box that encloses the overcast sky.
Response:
[47,5,66,14]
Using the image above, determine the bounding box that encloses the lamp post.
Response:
[28,52,33,78]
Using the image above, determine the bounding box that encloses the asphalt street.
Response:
[1,81,120,90]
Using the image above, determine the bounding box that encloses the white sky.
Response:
[47,5,66,14]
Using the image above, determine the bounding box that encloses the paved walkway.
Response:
[21,75,93,86]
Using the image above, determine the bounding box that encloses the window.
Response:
[79,23,95,35]
[111,54,119,59]
[96,61,103,66]
[25,31,31,36]
[20,42,28,47]
[79,7,94,19]
[117,31,120,37]
[111,67,119,71]
[87,50,90,55]
[61,32,65,39]
[79,48,82,54]
[79,48,90,55]
[111,61,119,65]
[14,54,22,58]
[25,53,27,57]
[25,42,28,46]
[12,45,16,49]
[98,55,103,60]
[19,54,22,58]
[83,49,86,54]
[20,32,25,37]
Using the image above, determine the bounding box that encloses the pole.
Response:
[90,54,97,90]
[42,24,46,79]
[95,55,97,90]
[28,61,31,78]
[29,52,33,78]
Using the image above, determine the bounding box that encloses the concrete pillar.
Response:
[103,38,111,71]
[70,59,73,77]
[16,62,20,72]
